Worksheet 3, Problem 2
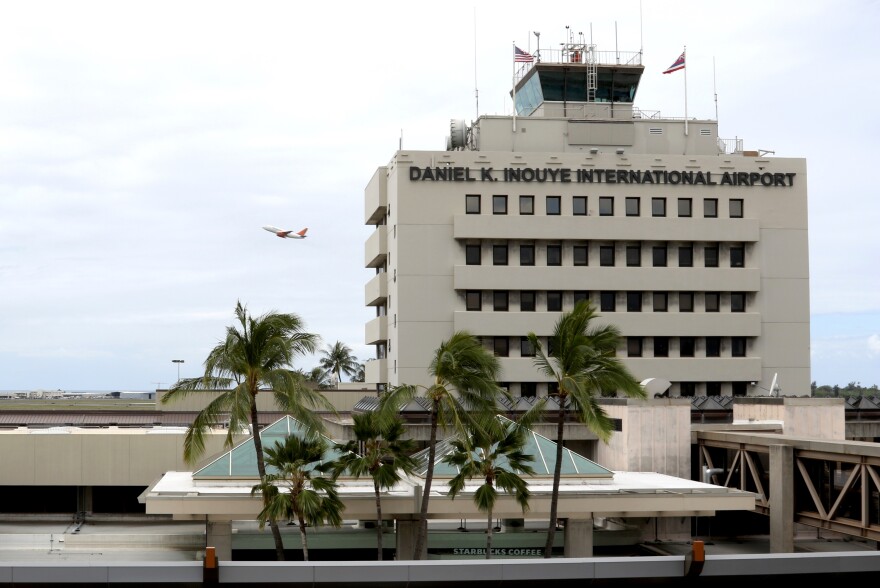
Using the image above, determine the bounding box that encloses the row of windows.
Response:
[467,194,744,218]
[467,243,745,268]
[498,381,750,398]
[466,291,748,313]
[486,335,747,359]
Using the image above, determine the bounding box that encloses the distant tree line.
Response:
[812,381,880,398]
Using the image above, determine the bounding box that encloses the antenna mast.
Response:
[473,7,479,120]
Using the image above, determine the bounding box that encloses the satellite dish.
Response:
[449,119,467,149]
[641,378,672,396]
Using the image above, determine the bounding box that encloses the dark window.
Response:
[465,244,481,265]
[573,245,588,266]
[705,292,720,312]
[520,382,537,397]
[466,291,481,311]
[680,292,694,312]
[704,198,718,218]
[652,197,666,217]
[654,336,669,358]
[730,199,744,218]
[600,291,616,311]
[627,291,642,312]
[680,336,695,357]
[520,291,536,311]
[627,337,643,357]
[466,194,481,214]
[599,196,614,216]
[706,337,721,357]
[680,382,696,397]
[573,196,587,216]
[732,382,747,396]
[730,245,745,268]
[600,245,615,266]
[546,196,561,215]
[653,292,668,312]
[573,291,590,306]
[652,246,667,267]
[547,244,562,266]
[678,198,692,217]
[519,195,534,215]
[547,291,563,311]
[493,244,508,265]
[704,245,719,267]
[493,291,509,311]
[626,244,641,267]
[493,195,507,215]
[625,197,640,216]
[494,337,509,357]
[706,382,722,396]
[731,292,746,312]
[679,245,693,267]
[520,337,535,357]
[520,243,535,266]
[732,336,746,357]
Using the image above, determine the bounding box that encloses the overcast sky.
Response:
[1,1,877,392]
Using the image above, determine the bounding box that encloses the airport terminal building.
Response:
[363,42,809,398]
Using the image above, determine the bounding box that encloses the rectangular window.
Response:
[679,292,694,312]
[465,244,481,265]
[704,245,719,267]
[654,337,669,358]
[626,244,641,267]
[679,245,693,267]
[651,197,666,217]
[493,244,508,265]
[731,292,746,312]
[600,245,615,266]
[706,382,722,395]
[493,291,509,311]
[546,244,562,266]
[599,196,614,216]
[705,292,720,312]
[547,291,563,312]
[546,196,561,215]
[573,291,590,306]
[680,336,695,357]
[627,337,643,357]
[519,195,534,215]
[573,245,588,266]
[730,198,744,218]
[678,198,692,217]
[627,292,642,312]
[732,382,748,397]
[680,382,696,397]
[573,196,587,216]
[704,198,718,218]
[520,382,537,397]
[466,291,481,311]
[625,197,640,216]
[493,195,508,215]
[466,194,481,214]
[653,292,668,312]
[520,337,535,357]
[494,337,509,357]
[520,291,536,312]
[652,246,667,267]
[730,245,745,268]
[520,243,535,266]
[600,291,616,312]
[732,336,746,357]
[706,337,721,357]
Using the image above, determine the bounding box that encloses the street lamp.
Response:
[172,359,184,383]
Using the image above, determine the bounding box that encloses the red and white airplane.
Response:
[263,226,308,239]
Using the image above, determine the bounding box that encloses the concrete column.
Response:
[77,486,93,515]
[563,518,593,558]
[206,520,232,562]
[395,519,421,560]
[769,444,794,553]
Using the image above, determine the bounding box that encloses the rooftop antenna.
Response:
[399,129,402,150]
[713,56,719,123]
[533,31,540,62]
[473,7,479,120]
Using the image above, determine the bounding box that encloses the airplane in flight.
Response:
[263,226,308,239]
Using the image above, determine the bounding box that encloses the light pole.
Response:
[172,359,184,383]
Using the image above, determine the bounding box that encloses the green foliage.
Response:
[812,381,879,398]
[318,341,361,384]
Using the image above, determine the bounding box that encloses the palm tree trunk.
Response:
[298,514,310,561]
[250,393,286,561]
[374,478,384,561]
[485,502,494,559]
[543,403,566,558]
[412,404,439,560]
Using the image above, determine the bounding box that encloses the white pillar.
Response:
[563,518,593,558]
[206,520,233,562]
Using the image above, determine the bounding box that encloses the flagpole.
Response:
[512,41,517,133]
[683,45,688,136]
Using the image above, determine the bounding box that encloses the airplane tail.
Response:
[297,228,308,237]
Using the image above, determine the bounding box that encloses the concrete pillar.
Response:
[77,486,93,515]
[395,519,421,560]
[563,518,593,558]
[206,520,233,562]
[769,444,794,553]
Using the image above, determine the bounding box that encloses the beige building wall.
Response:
[733,398,845,440]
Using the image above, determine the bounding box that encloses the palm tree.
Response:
[443,415,534,559]
[527,300,645,558]
[318,341,361,385]
[161,300,333,560]
[331,412,417,560]
[378,331,503,560]
[251,435,344,561]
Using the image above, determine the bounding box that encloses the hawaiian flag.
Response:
[663,51,685,74]
[514,46,534,63]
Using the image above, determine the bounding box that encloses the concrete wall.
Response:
[733,398,845,440]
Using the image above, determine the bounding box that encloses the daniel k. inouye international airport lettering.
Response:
[409,166,797,187]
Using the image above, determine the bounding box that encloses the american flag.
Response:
[663,52,685,74]
[514,46,534,63]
